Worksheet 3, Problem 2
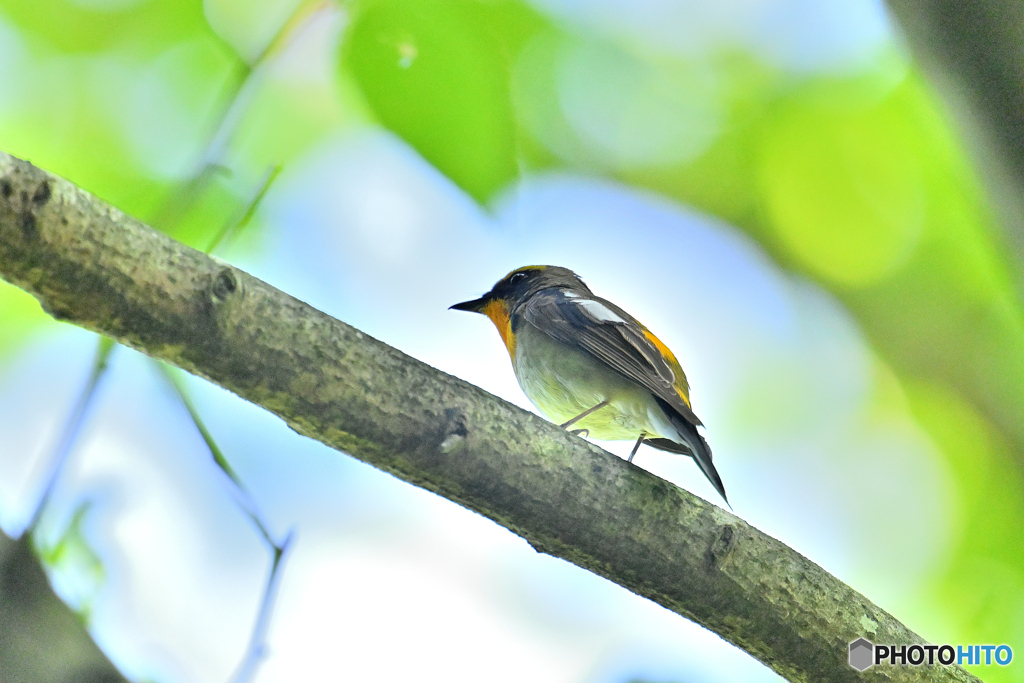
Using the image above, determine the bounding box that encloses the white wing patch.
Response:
[574,299,626,324]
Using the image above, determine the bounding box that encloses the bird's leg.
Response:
[627,433,646,463]
[560,401,609,429]
[568,428,589,438]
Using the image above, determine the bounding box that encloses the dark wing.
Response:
[517,288,702,428]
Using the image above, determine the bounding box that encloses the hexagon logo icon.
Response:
[849,638,874,671]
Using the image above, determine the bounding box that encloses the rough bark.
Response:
[0,151,981,682]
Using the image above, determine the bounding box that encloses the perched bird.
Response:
[451,265,727,505]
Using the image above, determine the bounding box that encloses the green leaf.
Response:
[339,0,544,204]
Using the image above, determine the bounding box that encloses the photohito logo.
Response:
[848,638,1013,671]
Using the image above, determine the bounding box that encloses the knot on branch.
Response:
[439,407,469,454]
[707,524,737,569]
[0,169,52,241]
[195,267,243,349]
[32,181,51,206]
[211,267,238,302]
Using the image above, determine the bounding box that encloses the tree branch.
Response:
[0,151,981,682]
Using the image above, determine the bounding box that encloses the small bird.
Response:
[451,265,727,505]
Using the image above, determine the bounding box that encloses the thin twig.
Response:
[230,530,294,683]
[204,165,282,255]
[156,364,277,549]
[157,363,290,683]
[27,337,116,536]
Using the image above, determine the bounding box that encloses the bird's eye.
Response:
[509,271,527,284]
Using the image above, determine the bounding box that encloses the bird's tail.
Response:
[648,401,729,508]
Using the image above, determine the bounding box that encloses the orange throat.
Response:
[482,299,516,359]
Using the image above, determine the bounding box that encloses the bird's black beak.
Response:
[449,296,487,313]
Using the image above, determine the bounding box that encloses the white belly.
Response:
[512,323,674,442]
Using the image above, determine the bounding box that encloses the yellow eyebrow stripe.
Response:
[503,265,546,279]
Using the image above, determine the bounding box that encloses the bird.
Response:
[450,265,727,506]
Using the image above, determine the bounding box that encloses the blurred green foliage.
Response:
[0,0,208,53]
[760,86,925,288]
[0,282,48,359]
[0,0,238,223]
[910,382,1024,654]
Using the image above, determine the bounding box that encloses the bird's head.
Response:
[450,266,590,355]
[449,265,588,316]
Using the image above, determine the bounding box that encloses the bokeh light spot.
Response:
[555,39,723,169]
[760,98,925,287]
